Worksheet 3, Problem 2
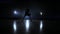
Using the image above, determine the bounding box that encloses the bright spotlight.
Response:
[13,21,17,32]
[40,12,42,15]
[14,10,18,14]
[25,20,30,32]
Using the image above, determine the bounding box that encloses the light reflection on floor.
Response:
[40,20,43,31]
[11,20,44,34]
[13,20,17,34]
[25,20,30,32]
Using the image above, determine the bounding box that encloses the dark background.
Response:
[0,0,58,34]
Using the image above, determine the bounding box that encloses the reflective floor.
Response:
[0,19,56,34]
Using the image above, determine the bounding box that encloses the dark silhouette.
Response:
[25,9,30,16]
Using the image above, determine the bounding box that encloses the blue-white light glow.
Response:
[14,10,18,14]
[13,21,17,32]
[40,12,42,15]
[25,20,30,32]
[40,20,43,31]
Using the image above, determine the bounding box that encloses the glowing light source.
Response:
[40,20,43,31]
[14,10,18,14]
[25,20,30,32]
[13,21,17,32]
[40,12,42,15]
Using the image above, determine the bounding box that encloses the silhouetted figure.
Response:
[23,9,31,19]
[25,9,30,16]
